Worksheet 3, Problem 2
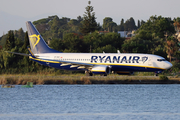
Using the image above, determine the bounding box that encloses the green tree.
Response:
[14,28,25,41]
[20,32,33,73]
[83,31,103,52]
[102,32,125,50]
[5,30,15,51]
[77,16,83,23]
[0,49,4,69]
[119,18,124,31]
[0,34,7,47]
[124,17,137,31]
[120,15,180,63]
[63,33,85,52]
[79,1,100,35]
[165,36,178,62]
[121,37,152,53]
[137,20,141,29]
[83,32,124,53]
[36,23,50,34]
[21,32,29,51]
[103,17,112,31]
[103,17,117,32]
[68,19,79,26]
[49,38,64,52]
[50,16,61,33]
[140,20,146,26]
[137,15,175,38]
[154,45,167,59]
[93,45,116,53]
[173,17,180,32]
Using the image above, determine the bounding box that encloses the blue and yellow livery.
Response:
[7,21,173,76]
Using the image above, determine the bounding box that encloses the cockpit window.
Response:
[157,59,167,62]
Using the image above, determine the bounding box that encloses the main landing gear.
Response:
[155,73,159,76]
[85,71,93,76]
[85,71,108,76]
[101,74,107,76]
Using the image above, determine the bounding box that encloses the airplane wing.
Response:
[59,60,94,69]
[6,50,94,70]
[58,60,94,69]
[30,56,95,70]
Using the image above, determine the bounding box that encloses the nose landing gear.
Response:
[155,73,159,76]
[155,71,162,76]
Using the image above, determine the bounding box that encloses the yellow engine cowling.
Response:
[91,65,111,75]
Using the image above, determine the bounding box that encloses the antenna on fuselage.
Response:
[117,50,120,53]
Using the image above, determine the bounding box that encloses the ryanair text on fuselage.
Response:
[91,56,148,63]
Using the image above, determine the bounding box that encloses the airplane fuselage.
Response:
[30,53,172,73]
[22,21,172,76]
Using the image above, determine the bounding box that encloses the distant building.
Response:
[98,31,109,34]
[118,31,135,39]
[118,31,128,37]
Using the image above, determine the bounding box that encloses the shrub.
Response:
[159,75,169,81]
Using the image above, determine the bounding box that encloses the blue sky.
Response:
[1,0,180,36]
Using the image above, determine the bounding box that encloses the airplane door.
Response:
[148,58,152,66]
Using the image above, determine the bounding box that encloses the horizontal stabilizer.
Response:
[5,51,29,56]
[27,47,36,58]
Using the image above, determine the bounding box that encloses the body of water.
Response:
[0,85,180,120]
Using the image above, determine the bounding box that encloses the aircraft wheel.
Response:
[155,73,159,76]
[89,72,93,76]
[85,71,92,76]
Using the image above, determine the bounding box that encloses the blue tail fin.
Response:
[26,21,61,54]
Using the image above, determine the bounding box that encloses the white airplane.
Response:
[9,21,173,76]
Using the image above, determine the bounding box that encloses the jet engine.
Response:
[91,65,111,75]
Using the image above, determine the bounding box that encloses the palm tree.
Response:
[165,36,178,62]
[173,18,180,33]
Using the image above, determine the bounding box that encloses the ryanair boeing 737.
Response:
[9,21,173,76]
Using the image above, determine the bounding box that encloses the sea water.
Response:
[0,85,180,120]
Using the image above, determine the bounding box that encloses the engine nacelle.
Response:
[116,71,134,75]
[91,65,111,75]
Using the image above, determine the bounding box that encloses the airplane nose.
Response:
[165,62,173,69]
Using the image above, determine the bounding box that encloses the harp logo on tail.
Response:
[29,34,40,48]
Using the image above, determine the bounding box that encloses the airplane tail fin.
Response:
[26,21,60,54]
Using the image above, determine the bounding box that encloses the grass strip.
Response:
[0,74,180,85]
